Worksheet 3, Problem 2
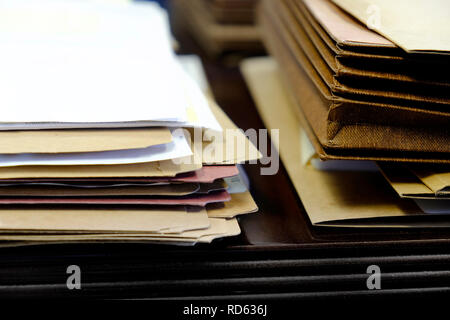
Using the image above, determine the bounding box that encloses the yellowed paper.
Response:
[0,128,172,154]
[332,0,450,53]
[207,191,258,218]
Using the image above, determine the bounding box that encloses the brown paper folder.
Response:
[410,165,450,197]
[0,206,210,233]
[0,128,172,154]
[0,218,241,244]
[259,0,450,162]
[242,56,450,227]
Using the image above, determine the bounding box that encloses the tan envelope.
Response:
[0,128,172,154]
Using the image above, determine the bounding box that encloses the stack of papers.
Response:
[258,0,450,162]
[0,0,260,245]
[242,57,450,228]
[243,0,450,228]
[171,0,263,55]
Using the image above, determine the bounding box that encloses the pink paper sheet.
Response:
[0,191,231,207]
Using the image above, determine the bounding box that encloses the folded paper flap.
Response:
[179,54,261,165]
[206,100,262,164]
[0,128,173,154]
[175,165,239,183]
[207,191,258,218]
[377,162,435,198]
[410,166,450,194]
[0,190,231,206]
[332,0,450,53]
[300,165,422,224]
[303,0,394,47]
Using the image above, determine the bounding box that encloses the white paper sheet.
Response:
[0,0,193,127]
[0,129,192,167]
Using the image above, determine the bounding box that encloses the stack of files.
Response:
[0,0,260,246]
[170,0,263,55]
[208,0,258,24]
[242,56,450,228]
[258,0,450,163]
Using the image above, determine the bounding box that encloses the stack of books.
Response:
[171,0,263,55]
[0,0,260,245]
[243,0,450,227]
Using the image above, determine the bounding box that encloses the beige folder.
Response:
[0,218,241,244]
[241,56,450,227]
[332,0,450,53]
[0,182,200,197]
[0,128,172,154]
